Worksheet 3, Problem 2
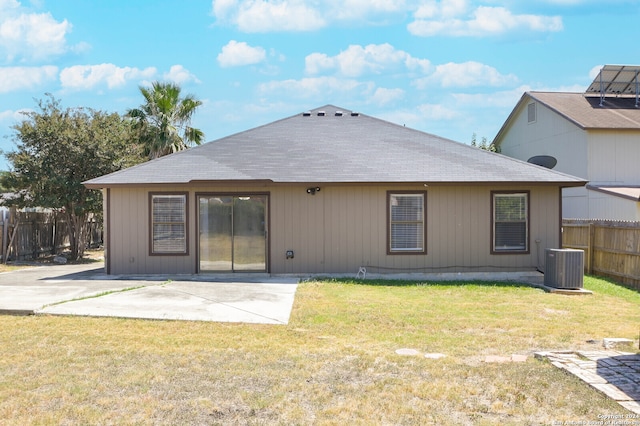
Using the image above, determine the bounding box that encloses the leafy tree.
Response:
[0,172,8,191]
[126,81,204,159]
[1,95,142,260]
[471,133,499,153]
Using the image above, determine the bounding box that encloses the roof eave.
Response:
[586,184,640,202]
[84,179,587,189]
[493,92,530,147]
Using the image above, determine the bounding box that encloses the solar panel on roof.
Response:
[586,65,640,107]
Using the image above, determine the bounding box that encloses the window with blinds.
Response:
[150,194,187,254]
[492,192,528,253]
[389,193,425,253]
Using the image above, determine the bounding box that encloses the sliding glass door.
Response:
[198,195,267,272]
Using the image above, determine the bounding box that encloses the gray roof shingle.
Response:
[85,105,585,188]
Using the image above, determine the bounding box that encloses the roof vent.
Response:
[302,111,311,116]
[350,112,359,117]
[335,111,343,116]
[317,111,325,116]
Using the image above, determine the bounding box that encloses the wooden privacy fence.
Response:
[0,210,102,261]
[562,219,640,290]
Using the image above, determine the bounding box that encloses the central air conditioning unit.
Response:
[544,249,584,289]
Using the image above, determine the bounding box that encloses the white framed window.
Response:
[150,193,188,255]
[388,192,426,254]
[492,192,529,253]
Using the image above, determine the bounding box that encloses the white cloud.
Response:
[451,83,588,111]
[212,0,238,18]
[305,43,431,77]
[0,108,30,123]
[417,103,460,120]
[305,52,335,75]
[211,0,407,32]
[589,64,603,80]
[163,64,200,84]
[0,0,21,12]
[414,61,518,89]
[378,110,421,128]
[379,102,460,130]
[0,1,76,62]
[214,0,325,32]
[60,64,156,90]
[211,0,564,38]
[414,0,469,19]
[258,76,373,98]
[217,40,266,67]
[452,85,533,108]
[0,65,57,93]
[370,87,405,105]
[329,0,408,20]
[408,4,563,37]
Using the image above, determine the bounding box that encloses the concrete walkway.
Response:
[536,350,640,414]
[0,262,298,324]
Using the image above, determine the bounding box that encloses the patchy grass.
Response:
[0,275,637,424]
[0,248,104,273]
[0,263,28,273]
[44,286,148,308]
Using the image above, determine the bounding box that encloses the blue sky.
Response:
[1,0,639,171]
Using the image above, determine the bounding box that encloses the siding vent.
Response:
[335,111,343,116]
[302,111,311,116]
[317,111,325,116]
[527,102,536,123]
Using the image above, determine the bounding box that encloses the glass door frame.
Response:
[196,192,270,273]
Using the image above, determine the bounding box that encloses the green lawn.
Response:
[0,275,637,425]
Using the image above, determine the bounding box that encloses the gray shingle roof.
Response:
[85,105,585,188]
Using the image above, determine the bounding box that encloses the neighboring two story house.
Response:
[493,65,640,221]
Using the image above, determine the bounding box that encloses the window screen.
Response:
[493,193,528,252]
[389,193,425,252]
[151,194,187,254]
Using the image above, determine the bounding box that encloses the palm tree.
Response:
[127,81,204,159]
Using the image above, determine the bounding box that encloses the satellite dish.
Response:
[527,155,557,169]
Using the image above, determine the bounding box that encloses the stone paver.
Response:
[424,353,446,359]
[395,348,421,356]
[511,354,528,363]
[484,354,529,363]
[536,350,640,415]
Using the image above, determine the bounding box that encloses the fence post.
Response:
[1,210,6,261]
[588,222,595,275]
[32,216,38,259]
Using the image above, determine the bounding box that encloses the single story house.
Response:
[493,65,640,221]
[84,105,586,275]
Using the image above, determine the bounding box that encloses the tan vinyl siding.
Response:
[105,184,562,275]
[108,186,196,274]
